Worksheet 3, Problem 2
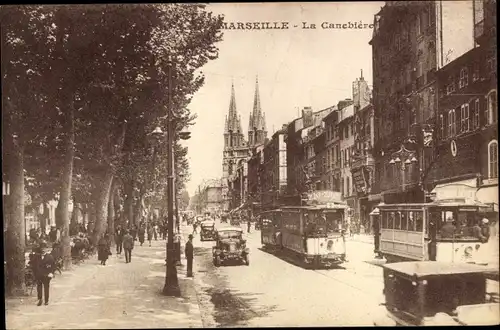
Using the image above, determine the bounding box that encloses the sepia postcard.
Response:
[2,1,499,328]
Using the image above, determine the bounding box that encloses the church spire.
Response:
[248,76,267,146]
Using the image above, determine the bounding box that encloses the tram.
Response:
[377,198,494,264]
[260,191,349,269]
[260,209,282,248]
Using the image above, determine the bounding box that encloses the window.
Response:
[446,77,456,95]
[395,33,401,51]
[459,67,468,89]
[473,63,480,82]
[346,177,350,196]
[345,126,349,139]
[460,103,470,133]
[487,90,497,124]
[448,109,456,137]
[439,114,445,138]
[416,14,421,36]
[473,98,480,129]
[341,177,344,196]
[488,140,498,179]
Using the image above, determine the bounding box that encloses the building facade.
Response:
[260,127,287,211]
[428,0,497,210]
[338,103,356,216]
[284,107,333,205]
[350,74,377,232]
[371,1,440,205]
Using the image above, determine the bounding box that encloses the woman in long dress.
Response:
[97,233,111,265]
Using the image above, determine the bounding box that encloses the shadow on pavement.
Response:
[257,247,346,270]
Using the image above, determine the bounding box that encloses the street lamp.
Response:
[388,145,418,192]
[150,60,191,297]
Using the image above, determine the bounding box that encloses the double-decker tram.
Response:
[377,198,494,264]
[261,191,349,269]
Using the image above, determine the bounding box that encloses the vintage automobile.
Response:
[212,227,249,266]
[374,261,499,326]
[200,220,216,241]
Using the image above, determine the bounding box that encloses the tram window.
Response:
[400,212,408,231]
[415,211,423,232]
[408,211,416,231]
[388,212,395,229]
[394,212,401,230]
[324,211,343,232]
[381,212,387,229]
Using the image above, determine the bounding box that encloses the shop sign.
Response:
[435,184,476,201]
[306,190,342,204]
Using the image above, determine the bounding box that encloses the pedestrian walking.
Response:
[162,221,167,240]
[97,233,111,266]
[147,225,153,247]
[192,221,198,235]
[130,224,138,242]
[115,225,124,255]
[247,219,251,233]
[185,234,194,277]
[154,224,158,241]
[138,225,146,246]
[31,241,56,306]
[123,230,134,263]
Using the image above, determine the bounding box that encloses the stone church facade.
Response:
[222,78,267,211]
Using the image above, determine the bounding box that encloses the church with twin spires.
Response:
[221,77,267,211]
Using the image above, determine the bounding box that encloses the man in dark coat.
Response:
[122,230,134,263]
[115,225,124,255]
[185,234,194,277]
[31,241,56,306]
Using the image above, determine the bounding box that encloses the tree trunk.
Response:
[134,185,145,227]
[6,140,26,296]
[88,203,96,237]
[58,101,75,270]
[92,168,114,244]
[71,197,78,226]
[124,180,134,229]
[107,178,116,245]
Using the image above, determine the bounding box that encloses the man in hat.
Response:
[185,234,194,277]
[31,241,56,306]
[481,218,490,242]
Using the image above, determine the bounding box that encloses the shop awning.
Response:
[431,181,477,201]
[475,186,499,212]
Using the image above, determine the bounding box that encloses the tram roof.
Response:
[280,204,348,210]
[383,261,494,277]
[216,226,243,232]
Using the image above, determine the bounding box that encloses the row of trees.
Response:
[2,4,223,295]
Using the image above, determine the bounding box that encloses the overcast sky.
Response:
[184,2,384,196]
[184,1,475,196]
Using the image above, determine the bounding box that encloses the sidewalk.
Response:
[6,238,203,329]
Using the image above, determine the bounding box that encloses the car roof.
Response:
[216,226,243,232]
[382,261,492,277]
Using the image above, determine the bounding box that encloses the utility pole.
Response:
[163,59,180,297]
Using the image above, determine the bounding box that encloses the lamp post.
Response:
[150,60,191,297]
[388,145,418,194]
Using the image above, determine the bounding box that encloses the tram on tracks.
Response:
[260,191,349,269]
[376,198,495,264]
